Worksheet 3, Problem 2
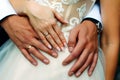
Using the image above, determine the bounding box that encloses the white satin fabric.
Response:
[0,39,105,80]
[0,0,105,80]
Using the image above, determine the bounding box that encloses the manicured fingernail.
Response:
[61,47,64,51]
[56,47,61,51]
[65,20,69,23]
[76,71,81,77]
[64,43,67,47]
[43,59,49,64]
[48,45,52,49]
[52,52,58,57]
[69,72,74,76]
[69,47,73,52]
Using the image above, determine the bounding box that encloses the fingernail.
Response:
[56,47,61,51]
[48,45,52,49]
[88,72,92,76]
[65,20,69,23]
[32,62,38,66]
[69,47,73,52]
[43,59,49,64]
[76,71,81,77]
[52,52,58,57]
[69,72,74,76]
[63,62,67,65]
[61,47,64,51]
[64,43,67,47]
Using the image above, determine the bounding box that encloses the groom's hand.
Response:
[1,15,58,66]
[63,20,98,77]
[10,0,68,51]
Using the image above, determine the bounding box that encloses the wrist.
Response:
[9,0,26,15]
[0,14,17,25]
[82,18,103,34]
[1,15,17,29]
[82,20,98,33]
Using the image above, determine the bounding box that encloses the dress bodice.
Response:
[37,0,96,26]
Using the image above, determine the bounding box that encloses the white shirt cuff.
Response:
[85,4,102,23]
[0,0,16,21]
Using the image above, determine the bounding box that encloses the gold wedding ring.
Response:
[27,45,33,50]
[44,32,49,36]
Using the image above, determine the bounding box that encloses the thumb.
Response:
[68,27,79,52]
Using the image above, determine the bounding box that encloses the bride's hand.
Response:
[1,15,58,66]
[63,20,98,77]
[10,0,67,51]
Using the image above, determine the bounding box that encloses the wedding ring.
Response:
[44,32,49,36]
[27,45,33,50]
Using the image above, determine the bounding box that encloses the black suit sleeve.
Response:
[0,27,9,46]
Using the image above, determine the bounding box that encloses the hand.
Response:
[63,20,98,77]
[20,0,68,51]
[1,15,58,66]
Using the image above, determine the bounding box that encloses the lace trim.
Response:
[36,0,96,26]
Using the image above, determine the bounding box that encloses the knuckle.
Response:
[58,31,63,35]
[83,65,88,69]
[71,53,78,58]
[24,53,31,61]
[50,19,56,26]
[53,34,58,39]
[27,56,32,61]
[28,37,34,42]
[42,40,48,45]
[91,65,95,69]
[43,22,50,29]
[89,44,95,50]
[29,47,34,53]
[41,37,46,42]
[24,35,33,42]
[46,35,51,40]
[47,50,53,54]
[39,34,46,40]
[55,38,61,43]
[68,40,75,46]
[21,36,29,43]
[81,38,87,44]
[58,42,63,47]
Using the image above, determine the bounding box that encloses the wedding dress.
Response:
[0,0,105,80]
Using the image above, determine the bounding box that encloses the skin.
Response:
[1,15,58,66]
[10,0,68,51]
[100,0,120,80]
[63,20,98,77]
[6,0,98,77]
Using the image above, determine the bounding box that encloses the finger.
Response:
[52,9,68,24]
[53,25,67,47]
[88,52,98,76]
[48,26,64,50]
[63,38,86,65]
[30,38,58,58]
[68,27,79,52]
[38,31,52,49]
[40,21,60,51]
[28,46,50,64]
[68,48,90,76]
[46,34,61,51]
[75,52,94,77]
[21,48,38,66]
